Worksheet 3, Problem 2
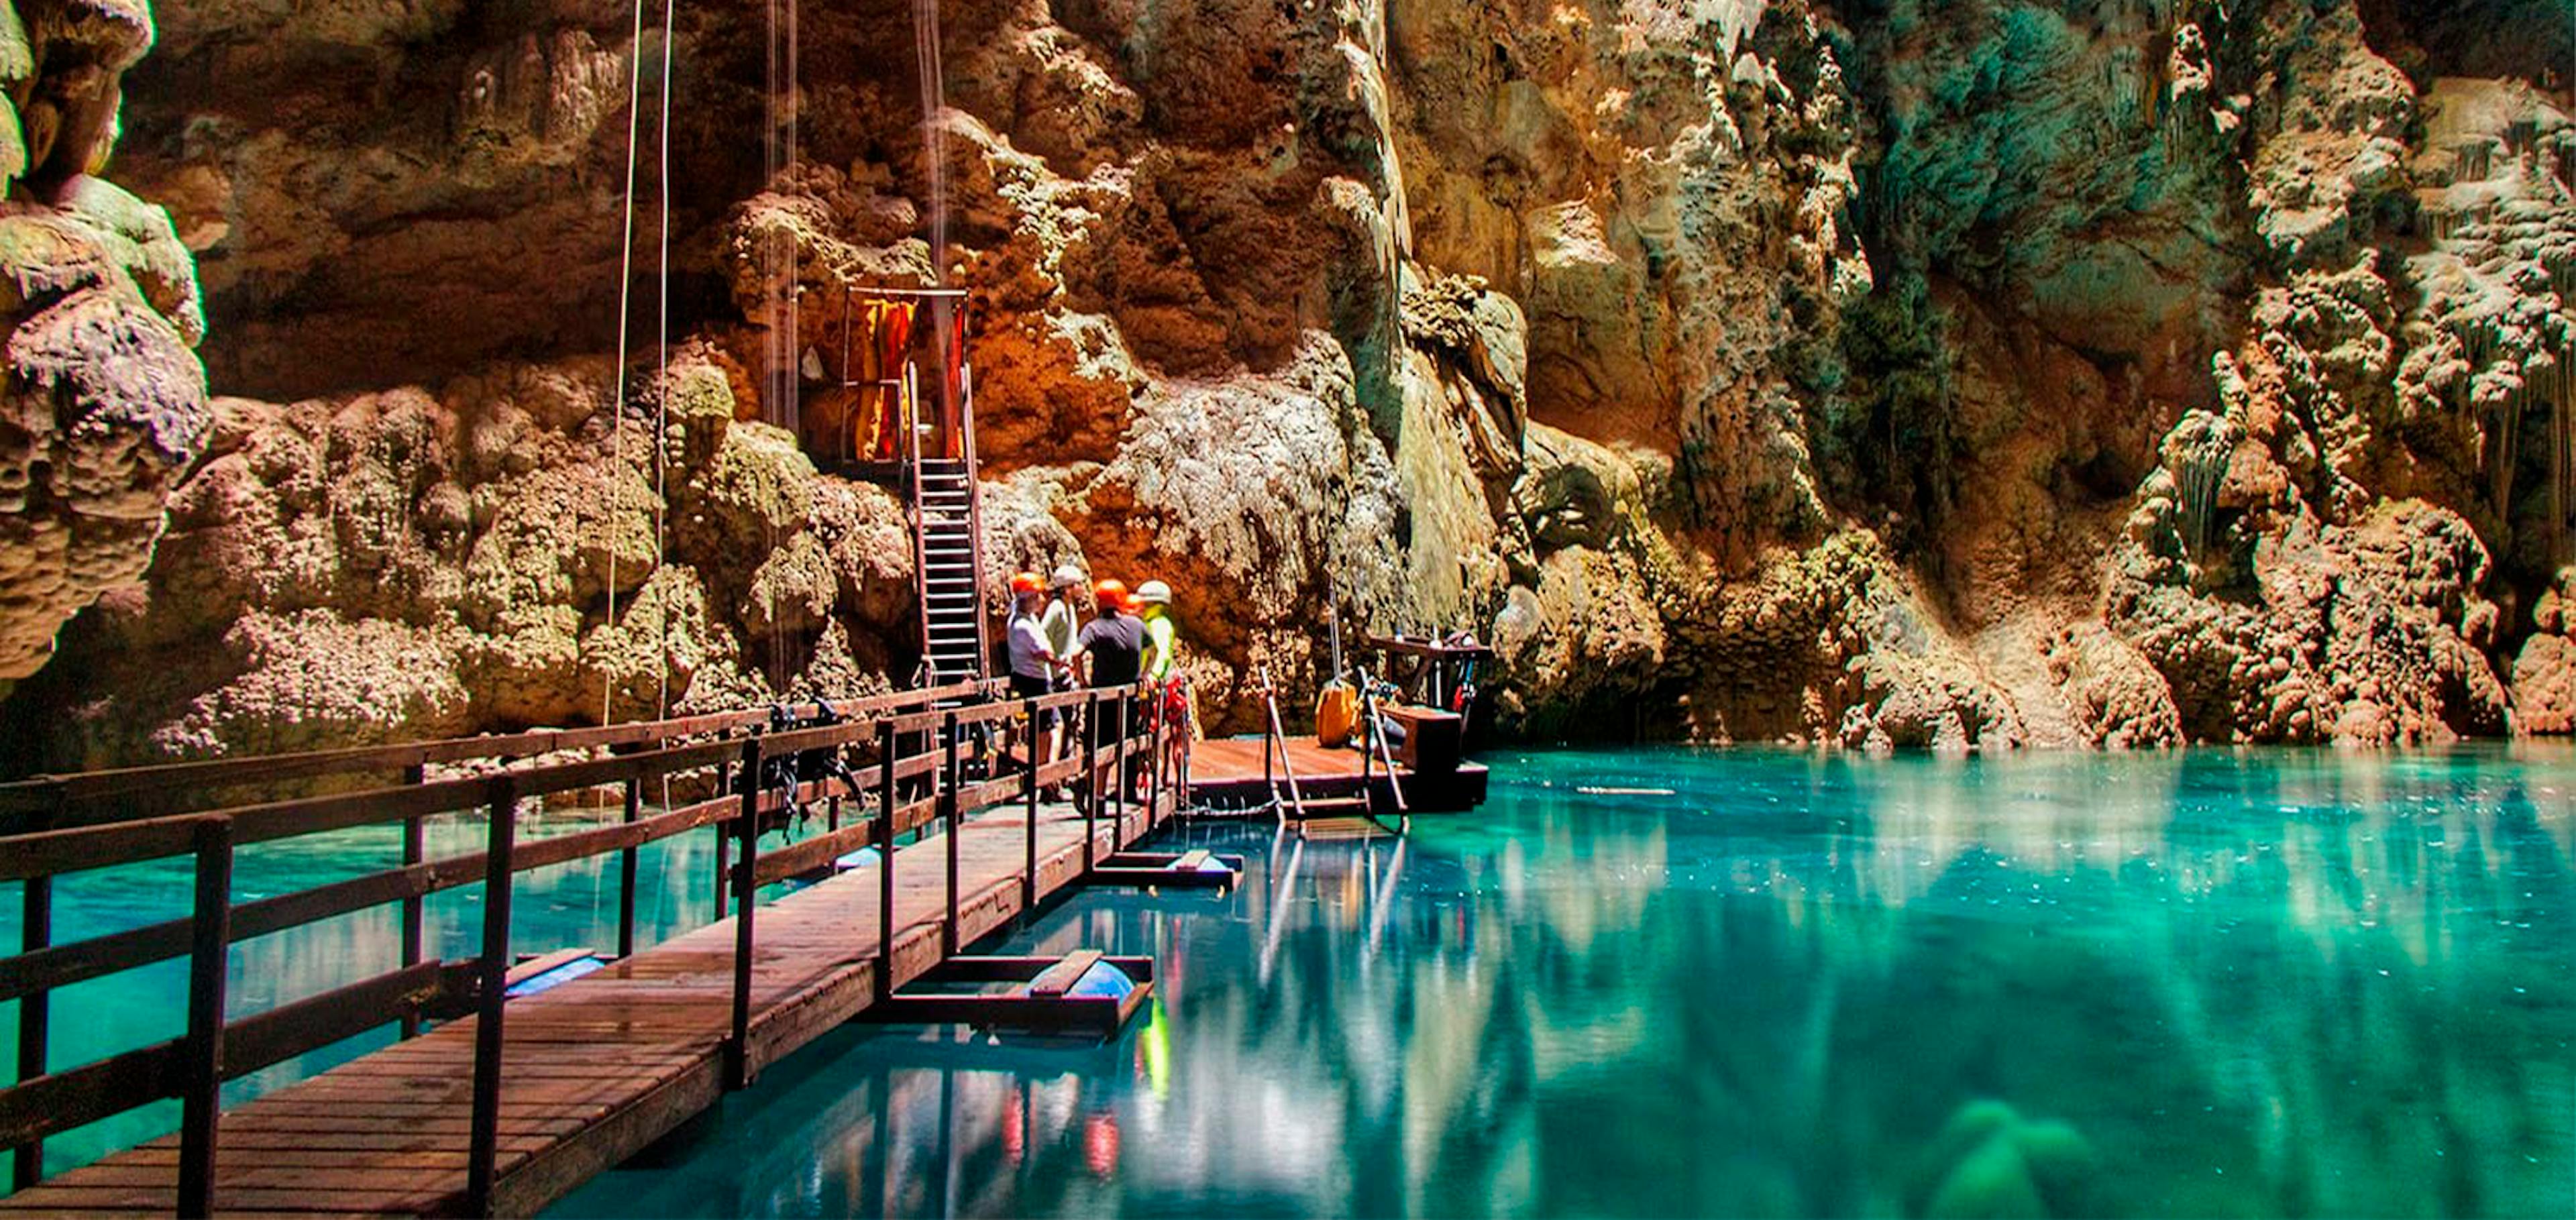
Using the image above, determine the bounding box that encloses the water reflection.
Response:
[553,746,2575,1217]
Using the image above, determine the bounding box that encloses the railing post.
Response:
[941,712,961,957]
[876,720,898,1003]
[176,816,233,1219]
[466,777,517,1217]
[618,777,641,960]
[399,762,426,1040]
[11,801,54,1190]
[728,738,763,1091]
[1022,698,1040,913]
[1081,693,1099,873]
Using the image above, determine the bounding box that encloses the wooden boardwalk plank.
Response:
[2,793,1165,1216]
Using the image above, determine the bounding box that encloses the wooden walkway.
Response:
[1,797,1160,1216]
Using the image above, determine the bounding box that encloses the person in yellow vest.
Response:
[1130,580,1193,788]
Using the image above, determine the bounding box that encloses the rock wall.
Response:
[0,1,210,702]
[5,0,2576,767]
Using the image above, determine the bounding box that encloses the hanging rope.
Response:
[915,0,947,284]
[600,0,651,733]
[655,0,677,725]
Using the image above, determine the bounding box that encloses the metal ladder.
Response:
[913,457,985,683]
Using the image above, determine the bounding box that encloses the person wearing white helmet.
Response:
[1042,564,1086,681]
[1130,579,1191,791]
[1132,580,1178,684]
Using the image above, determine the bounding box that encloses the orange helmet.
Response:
[1008,571,1043,596]
[1092,578,1128,610]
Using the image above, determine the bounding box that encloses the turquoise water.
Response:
[9,748,2575,1215]
[544,746,2575,1218]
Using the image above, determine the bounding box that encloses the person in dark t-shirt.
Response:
[1071,579,1145,687]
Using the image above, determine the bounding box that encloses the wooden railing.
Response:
[0,682,1176,1216]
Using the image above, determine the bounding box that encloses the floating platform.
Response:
[857,950,1155,1038]
[1187,736,1488,816]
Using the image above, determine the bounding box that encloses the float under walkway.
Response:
[1,795,1163,1217]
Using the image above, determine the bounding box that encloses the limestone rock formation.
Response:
[10,0,2576,763]
[1,0,210,698]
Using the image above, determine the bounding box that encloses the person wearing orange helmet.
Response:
[1004,571,1063,791]
[1069,578,1143,688]
[1065,577,1145,784]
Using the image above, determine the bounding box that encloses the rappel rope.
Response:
[600,0,650,736]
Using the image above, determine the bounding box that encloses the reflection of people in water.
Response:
[1083,1110,1120,1180]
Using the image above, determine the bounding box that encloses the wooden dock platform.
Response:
[1187,736,1488,814]
[0,682,1191,1217]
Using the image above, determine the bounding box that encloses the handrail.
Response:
[0,681,1164,1212]
[961,359,988,679]
[1255,666,1309,822]
[0,681,1002,828]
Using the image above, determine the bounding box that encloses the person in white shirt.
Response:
[1004,572,1065,795]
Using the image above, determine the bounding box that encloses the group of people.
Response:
[1002,565,1188,797]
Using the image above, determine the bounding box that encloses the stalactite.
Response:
[2506,119,2539,166]
[2106,46,2147,131]
[2489,382,2518,526]
[2424,201,2459,243]
[2170,417,2234,563]
[2457,140,2493,184]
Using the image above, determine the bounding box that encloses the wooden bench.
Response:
[1379,704,1464,775]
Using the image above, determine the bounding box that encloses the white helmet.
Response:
[1051,563,1086,589]
[1133,579,1173,606]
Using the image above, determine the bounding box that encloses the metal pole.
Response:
[466,778,517,1217]
[618,777,641,960]
[1022,698,1040,913]
[729,738,763,1090]
[176,817,233,1219]
[941,711,961,956]
[876,720,898,1003]
[399,763,425,1040]
[1147,693,1165,835]
[712,760,732,924]
[1111,698,1128,852]
[11,803,53,1188]
[1081,692,1099,873]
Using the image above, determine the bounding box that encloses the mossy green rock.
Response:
[1910,1100,2099,1219]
